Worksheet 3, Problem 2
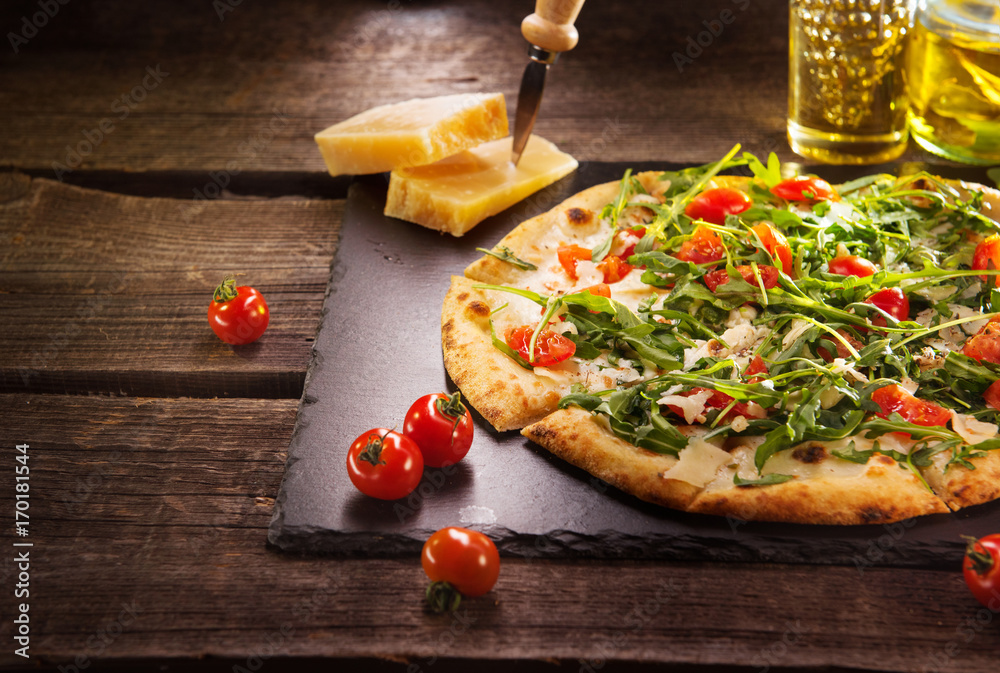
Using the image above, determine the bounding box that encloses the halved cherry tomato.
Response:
[684,187,753,225]
[972,234,1000,288]
[581,283,611,299]
[751,223,794,275]
[402,392,474,468]
[557,244,592,281]
[870,385,951,427]
[829,255,878,277]
[505,325,576,367]
[864,287,909,327]
[422,527,500,612]
[207,276,270,345]
[816,328,864,362]
[346,429,424,500]
[703,264,779,292]
[745,355,769,382]
[612,227,646,260]
[963,534,1000,610]
[674,226,725,265]
[984,380,1000,411]
[963,319,1000,364]
[770,176,837,202]
[597,254,633,283]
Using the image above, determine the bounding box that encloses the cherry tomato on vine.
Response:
[422,527,500,612]
[770,176,837,202]
[505,325,576,367]
[963,534,1000,610]
[870,385,950,428]
[207,275,269,345]
[403,392,474,468]
[684,187,752,225]
[828,254,878,277]
[674,226,725,265]
[972,234,1000,288]
[751,223,794,276]
[346,429,424,500]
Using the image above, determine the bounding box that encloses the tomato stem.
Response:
[356,432,389,467]
[213,275,240,303]
[964,535,995,576]
[425,581,462,613]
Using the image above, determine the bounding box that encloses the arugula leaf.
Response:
[476,246,537,271]
[734,473,795,487]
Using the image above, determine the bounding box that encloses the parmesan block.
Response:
[383,135,578,236]
[314,93,509,177]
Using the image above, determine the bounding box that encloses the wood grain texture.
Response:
[0,0,945,174]
[1,394,999,672]
[0,176,340,397]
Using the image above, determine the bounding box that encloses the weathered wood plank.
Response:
[0,177,340,397]
[0,0,861,174]
[1,394,998,672]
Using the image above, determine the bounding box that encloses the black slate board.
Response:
[268,161,1000,568]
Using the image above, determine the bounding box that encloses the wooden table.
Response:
[2,0,997,670]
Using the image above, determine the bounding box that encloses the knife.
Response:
[511,0,587,165]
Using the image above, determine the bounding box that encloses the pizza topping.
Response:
[972,234,1000,287]
[674,226,725,265]
[660,438,733,487]
[829,254,878,277]
[557,244,593,281]
[871,385,951,428]
[950,411,999,445]
[703,265,779,292]
[770,175,838,202]
[504,325,576,367]
[750,223,794,276]
[684,187,752,225]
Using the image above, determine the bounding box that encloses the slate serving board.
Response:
[268,161,1000,568]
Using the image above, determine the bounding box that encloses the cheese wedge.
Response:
[314,93,508,177]
[384,135,578,236]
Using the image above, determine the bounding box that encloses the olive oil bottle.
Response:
[906,0,1000,164]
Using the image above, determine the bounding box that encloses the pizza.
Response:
[441,148,1000,525]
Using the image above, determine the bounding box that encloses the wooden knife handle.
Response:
[521,0,586,53]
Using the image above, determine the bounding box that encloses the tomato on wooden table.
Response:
[684,187,752,225]
[422,527,500,612]
[703,264,779,292]
[207,275,270,345]
[751,223,794,276]
[403,392,474,468]
[829,254,878,277]
[770,176,837,202]
[557,244,592,280]
[972,234,1000,287]
[346,429,424,500]
[963,319,1000,364]
[870,385,951,427]
[505,325,576,367]
[674,226,725,265]
[963,534,1000,610]
[864,287,910,327]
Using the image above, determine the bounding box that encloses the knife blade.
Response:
[511,0,587,165]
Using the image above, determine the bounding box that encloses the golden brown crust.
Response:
[441,276,566,432]
[922,449,1000,512]
[521,407,701,510]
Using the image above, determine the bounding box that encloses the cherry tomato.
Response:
[864,287,910,327]
[745,355,769,382]
[346,429,424,500]
[597,254,633,283]
[684,187,753,225]
[580,283,611,299]
[665,387,765,423]
[751,223,794,275]
[870,385,951,427]
[829,255,878,277]
[963,319,1000,364]
[816,328,863,362]
[985,380,1000,411]
[505,325,576,367]
[770,176,837,202]
[972,234,1000,288]
[207,275,269,345]
[422,527,500,612]
[703,264,779,292]
[674,226,725,265]
[402,392,474,468]
[557,244,592,281]
[612,227,646,260]
[963,534,1000,610]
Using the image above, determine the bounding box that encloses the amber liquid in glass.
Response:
[906,1,1000,165]
[788,0,912,164]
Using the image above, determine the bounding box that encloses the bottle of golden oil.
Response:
[787,0,914,164]
[906,0,1000,164]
